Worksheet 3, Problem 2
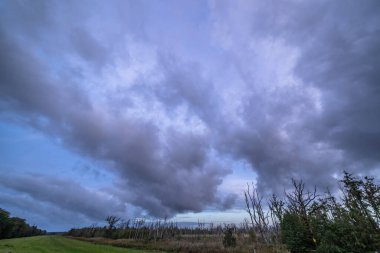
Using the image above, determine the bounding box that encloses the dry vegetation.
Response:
[69,234,287,253]
[67,218,287,253]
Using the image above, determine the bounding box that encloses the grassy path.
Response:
[0,235,158,253]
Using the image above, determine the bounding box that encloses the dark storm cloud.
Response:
[288,2,380,165]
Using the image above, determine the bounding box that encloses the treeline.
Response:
[0,208,46,239]
[67,216,232,241]
[245,171,380,253]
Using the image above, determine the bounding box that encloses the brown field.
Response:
[69,234,288,253]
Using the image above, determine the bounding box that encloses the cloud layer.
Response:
[1,0,380,225]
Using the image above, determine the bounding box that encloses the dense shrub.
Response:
[281,213,312,253]
[222,225,236,248]
[276,172,380,253]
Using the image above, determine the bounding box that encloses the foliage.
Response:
[0,208,45,239]
[274,172,380,253]
[242,172,380,252]
[281,212,312,253]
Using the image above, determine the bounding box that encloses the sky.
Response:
[0,0,380,232]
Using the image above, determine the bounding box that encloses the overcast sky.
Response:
[1,0,380,231]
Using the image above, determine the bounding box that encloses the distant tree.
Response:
[0,208,45,239]
[105,215,121,238]
[223,224,237,248]
[0,208,12,238]
[106,215,121,230]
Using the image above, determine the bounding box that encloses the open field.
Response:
[0,236,160,253]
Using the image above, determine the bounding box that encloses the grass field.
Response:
[0,236,159,253]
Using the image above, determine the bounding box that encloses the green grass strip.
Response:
[0,235,157,253]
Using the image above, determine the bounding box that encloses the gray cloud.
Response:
[0,0,231,218]
[0,0,380,223]
[154,53,220,124]
[70,27,108,69]
[0,173,124,220]
[210,0,380,191]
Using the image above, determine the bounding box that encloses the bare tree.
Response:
[105,215,121,238]
[244,182,270,244]
[106,216,121,230]
[268,194,285,243]
[285,179,319,217]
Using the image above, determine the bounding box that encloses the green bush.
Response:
[222,225,236,248]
